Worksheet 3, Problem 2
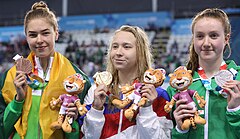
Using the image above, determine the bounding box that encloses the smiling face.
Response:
[143,68,166,87]
[169,67,193,91]
[193,17,229,63]
[63,73,86,94]
[26,18,58,58]
[110,31,137,72]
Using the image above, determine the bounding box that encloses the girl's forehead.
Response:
[112,31,136,42]
[26,18,53,31]
[194,17,224,32]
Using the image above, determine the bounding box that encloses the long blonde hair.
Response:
[106,25,153,96]
[186,8,231,73]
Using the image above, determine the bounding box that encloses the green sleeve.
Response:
[0,71,8,139]
[226,107,240,138]
[225,62,240,138]
[65,121,79,139]
[171,127,190,139]
[0,93,7,139]
[3,97,24,138]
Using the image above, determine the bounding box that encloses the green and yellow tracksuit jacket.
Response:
[0,52,91,139]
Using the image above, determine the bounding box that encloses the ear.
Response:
[225,34,231,45]
[168,73,173,78]
[55,30,59,41]
[159,68,166,76]
[225,33,230,45]
[83,80,86,83]
[187,70,192,74]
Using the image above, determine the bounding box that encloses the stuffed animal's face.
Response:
[169,66,192,91]
[63,73,86,95]
[143,68,166,87]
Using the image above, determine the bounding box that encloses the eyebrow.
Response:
[28,29,50,33]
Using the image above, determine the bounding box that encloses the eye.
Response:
[196,34,204,40]
[42,31,50,36]
[112,44,118,49]
[210,33,218,39]
[28,33,37,38]
[123,44,131,49]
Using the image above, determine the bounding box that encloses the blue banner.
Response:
[58,12,172,31]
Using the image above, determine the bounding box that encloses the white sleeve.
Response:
[136,105,173,139]
[81,107,105,139]
[84,84,97,105]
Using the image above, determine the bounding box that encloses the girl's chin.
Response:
[35,53,49,58]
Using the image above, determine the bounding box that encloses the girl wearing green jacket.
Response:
[0,1,91,139]
[167,8,240,139]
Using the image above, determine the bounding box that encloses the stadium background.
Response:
[0,0,240,86]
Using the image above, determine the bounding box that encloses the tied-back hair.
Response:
[186,8,232,73]
[106,25,153,98]
[24,1,58,34]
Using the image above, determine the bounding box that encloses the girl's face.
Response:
[110,31,137,72]
[193,17,229,63]
[26,18,58,58]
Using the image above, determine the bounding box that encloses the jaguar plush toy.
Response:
[112,68,166,121]
[49,73,88,133]
[164,66,206,130]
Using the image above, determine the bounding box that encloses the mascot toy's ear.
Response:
[159,68,166,76]
[75,73,84,80]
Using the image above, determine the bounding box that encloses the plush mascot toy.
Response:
[164,66,206,130]
[49,73,88,133]
[112,68,166,121]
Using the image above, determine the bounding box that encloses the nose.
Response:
[177,74,182,80]
[116,46,123,56]
[36,34,43,44]
[69,78,74,84]
[203,36,211,48]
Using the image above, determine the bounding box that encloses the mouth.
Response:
[145,75,151,81]
[202,49,213,52]
[66,85,73,90]
[36,46,47,50]
[176,82,184,87]
[115,59,124,62]
[114,59,125,64]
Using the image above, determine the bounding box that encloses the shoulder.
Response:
[226,60,240,70]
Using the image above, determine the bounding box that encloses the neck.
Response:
[39,57,50,73]
[199,58,223,78]
[118,70,138,86]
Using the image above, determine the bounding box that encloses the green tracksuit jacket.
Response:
[167,60,240,139]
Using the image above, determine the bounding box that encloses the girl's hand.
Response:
[14,71,28,102]
[223,80,240,109]
[92,84,108,110]
[173,99,195,130]
[66,103,78,120]
[140,84,158,106]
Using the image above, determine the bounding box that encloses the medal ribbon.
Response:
[198,61,227,91]
[27,56,53,90]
